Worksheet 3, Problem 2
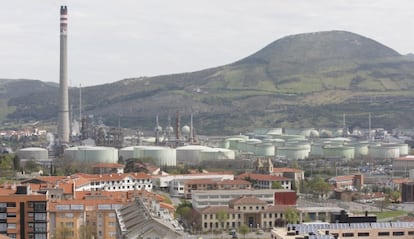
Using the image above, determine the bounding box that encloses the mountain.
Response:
[4,31,414,134]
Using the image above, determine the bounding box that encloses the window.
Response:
[357,232,369,237]
[65,222,74,228]
[65,213,73,218]
[0,223,7,231]
[342,233,354,237]
[34,234,46,239]
[8,223,16,229]
[6,202,16,207]
[34,223,46,232]
[393,231,404,236]
[408,231,414,235]
[7,213,16,218]
[7,234,16,239]
[378,232,390,236]
[33,202,46,212]
[34,213,46,221]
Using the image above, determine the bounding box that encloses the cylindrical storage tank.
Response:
[299,128,319,138]
[262,138,285,147]
[64,146,118,163]
[286,141,311,153]
[320,129,333,138]
[200,148,235,161]
[266,128,283,136]
[276,145,309,160]
[397,143,409,156]
[255,143,275,157]
[245,139,261,153]
[310,143,324,157]
[119,146,135,160]
[331,137,351,144]
[17,147,48,162]
[226,137,246,150]
[284,128,302,135]
[279,135,306,141]
[220,139,230,149]
[323,145,355,160]
[134,146,176,167]
[346,142,369,158]
[176,145,211,165]
[368,144,400,160]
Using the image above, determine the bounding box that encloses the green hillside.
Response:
[3,31,414,134]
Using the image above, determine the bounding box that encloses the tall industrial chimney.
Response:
[58,6,70,143]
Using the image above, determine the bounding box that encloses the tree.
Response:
[284,207,299,224]
[215,209,228,236]
[79,224,96,239]
[389,190,400,203]
[272,181,283,189]
[239,224,249,239]
[24,159,40,173]
[307,176,331,199]
[12,155,20,171]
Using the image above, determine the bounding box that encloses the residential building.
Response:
[191,189,293,209]
[153,173,234,197]
[116,197,184,239]
[328,174,364,190]
[236,173,292,190]
[272,167,305,190]
[180,179,251,199]
[402,182,414,203]
[0,185,49,239]
[393,156,414,177]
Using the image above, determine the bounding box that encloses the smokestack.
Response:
[58,6,70,143]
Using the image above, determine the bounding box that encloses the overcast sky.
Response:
[1,0,413,86]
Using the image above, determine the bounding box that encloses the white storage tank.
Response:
[299,128,319,138]
[245,139,261,153]
[226,137,246,150]
[323,145,355,160]
[368,144,400,160]
[176,145,211,165]
[17,147,49,162]
[135,146,176,167]
[119,146,135,160]
[276,145,309,160]
[64,146,118,163]
[310,143,324,157]
[286,141,311,154]
[279,134,306,142]
[262,138,285,147]
[266,128,283,137]
[396,143,409,156]
[320,129,333,138]
[200,148,235,161]
[255,143,275,157]
[346,142,369,158]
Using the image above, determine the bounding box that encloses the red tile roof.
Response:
[229,196,267,205]
[236,173,289,181]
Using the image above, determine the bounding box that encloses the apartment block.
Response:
[0,186,49,239]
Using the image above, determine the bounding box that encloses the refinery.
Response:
[3,4,414,239]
